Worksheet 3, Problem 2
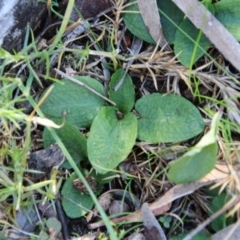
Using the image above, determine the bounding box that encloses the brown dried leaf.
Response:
[137,0,170,49]
[211,222,240,240]
[150,163,232,211]
[141,203,167,240]
[88,163,236,229]
[88,199,170,229]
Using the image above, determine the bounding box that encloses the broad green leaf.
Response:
[158,0,184,44]
[109,69,135,113]
[214,0,240,41]
[174,18,211,67]
[174,2,214,67]
[87,106,137,174]
[135,93,204,143]
[39,232,48,240]
[123,0,155,44]
[46,218,61,234]
[43,118,87,168]
[168,113,220,184]
[40,76,105,127]
[210,192,234,232]
[168,143,218,184]
[61,173,94,218]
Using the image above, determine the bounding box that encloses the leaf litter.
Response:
[1,0,240,239]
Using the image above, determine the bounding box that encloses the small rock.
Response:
[38,201,57,219]
[70,0,112,20]
[127,232,146,240]
[109,200,130,215]
[28,144,65,180]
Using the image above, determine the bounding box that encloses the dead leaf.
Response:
[150,163,232,211]
[31,116,65,128]
[88,162,236,229]
[211,221,240,240]
[141,203,167,240]
[172,0,240,72]
[137,0,170,50]
[88,200,171,229]
[200,162,230,183]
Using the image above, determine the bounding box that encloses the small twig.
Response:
[54,68,116,106]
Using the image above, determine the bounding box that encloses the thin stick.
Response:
[54,68,116,106]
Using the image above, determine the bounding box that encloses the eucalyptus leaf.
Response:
[87,106,137,174]
[40,76,105,127]
[43,118,87,168]
[109,69,135,113]
[168,113,220,184]
[214,0,240,41]
[61,173,94,218]
[136,93,204,143]
[123,0,155,44]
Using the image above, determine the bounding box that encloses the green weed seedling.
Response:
[159,216,172,229]
[39,217,62,240]
[0,0,237,238]
[0,76,54,212]
[37,68,221,219]
[40,68,205,175]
